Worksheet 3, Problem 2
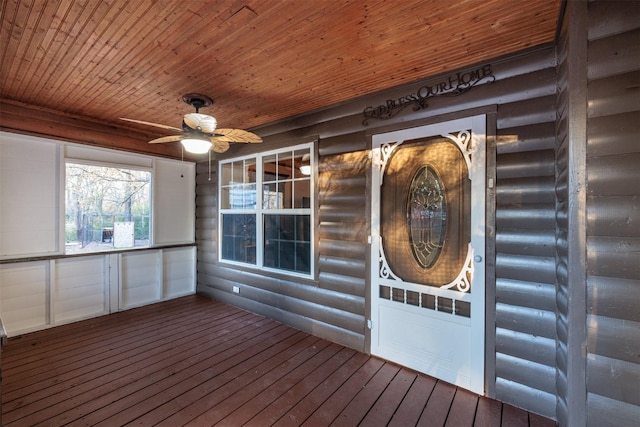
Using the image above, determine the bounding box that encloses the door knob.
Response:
[474,255,483,262]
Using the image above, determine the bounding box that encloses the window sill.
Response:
[0,243,196,264]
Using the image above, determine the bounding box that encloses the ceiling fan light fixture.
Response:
[300,153,311,175]
[300,165,311,175]
[181,137,212,154]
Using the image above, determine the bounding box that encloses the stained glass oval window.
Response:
[407,166,446,268]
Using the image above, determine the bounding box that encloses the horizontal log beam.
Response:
[0,98,197,160]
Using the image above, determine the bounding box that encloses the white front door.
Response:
[370,115,486,394]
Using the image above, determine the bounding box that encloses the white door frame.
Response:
[369,115,486,394]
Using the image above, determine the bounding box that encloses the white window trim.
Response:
[218,142,315,279]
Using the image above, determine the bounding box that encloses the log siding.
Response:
[197,46,560,418]
[584,2,640,426]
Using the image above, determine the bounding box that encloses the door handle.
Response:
[474,255,483,263]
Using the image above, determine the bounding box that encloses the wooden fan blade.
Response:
[120,118,183,132]
[210,138,230,153]
[215,128,262,143]
[149,135,182,144]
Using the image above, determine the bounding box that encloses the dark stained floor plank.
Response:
[529,412,558,427]
[331,362,402,426]
[3,299,233,388]
[1,294,556,427]
[4,300,201,381]
[416,377,457,426]
[358,366,418,427]
[4,296,193,353]
[299,357,386,426]
[243,346,359,426]
[111,328,304,426]
[218,343,344,426]
[31,319,284,425]
[445,388,479,427]
[6,309,266,425]
[4,303,227,421]
[271,351,373,426]
[183,337,332,426]
[72,320,288,426]
[474,397,503,427]
[4,296,206,364]
[388,373,437,427]
[502,403,531,427]
[155,333,318,426]
[4,303,248,406]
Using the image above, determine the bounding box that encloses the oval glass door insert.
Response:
[407,165,446,268]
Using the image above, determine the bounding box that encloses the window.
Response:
[65,162,151,254]
[219,143,313,276]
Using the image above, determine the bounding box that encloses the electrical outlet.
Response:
[232,286,240,294]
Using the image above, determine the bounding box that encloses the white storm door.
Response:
[370,115,486,394]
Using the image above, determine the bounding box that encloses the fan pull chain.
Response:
[208,150,212,181]
[180,145,184,178]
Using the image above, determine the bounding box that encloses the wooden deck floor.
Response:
[1,295,555,426]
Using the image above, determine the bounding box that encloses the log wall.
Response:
[197,46,559,418]
[584,2,640,426]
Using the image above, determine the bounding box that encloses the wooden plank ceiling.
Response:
[0,0,561,156]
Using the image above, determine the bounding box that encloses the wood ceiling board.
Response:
[1,0,561,137]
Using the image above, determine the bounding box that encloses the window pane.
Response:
[296,215,311,241]
[221,160,258,209]
[245,158,257,183]
[263,214,310,274]
[243,183,257,209]
[278,151,293,177]
[295,242,311,273]
[220,186,231,209]
[221,214,256,264]
[294,179,310,208]
[293,149,311,178]
[65,163,151,254]
[262,182,290,209]
[278,182,291,209]
[232,160,244,181]
[220,163,234,209]
[227,183,255,209]
[221,162,232,186]
[263,183,282,209]
[263,154,277,182]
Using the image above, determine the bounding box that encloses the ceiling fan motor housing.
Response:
[183,113,217,134]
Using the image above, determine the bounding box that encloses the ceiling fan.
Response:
[121,93,262,154]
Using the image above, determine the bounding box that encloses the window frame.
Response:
[64,158,154,254]
[218,142,315,279]
[0,131,195,261]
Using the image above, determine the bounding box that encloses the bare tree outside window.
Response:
[65,163,151,254]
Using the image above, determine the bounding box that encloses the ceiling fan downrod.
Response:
[182,93,214,113]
